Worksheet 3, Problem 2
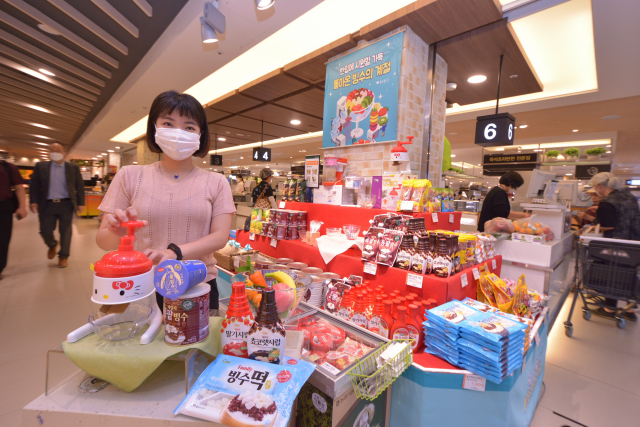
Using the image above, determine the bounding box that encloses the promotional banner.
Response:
[305,155,320,188]
[323,32,403,148]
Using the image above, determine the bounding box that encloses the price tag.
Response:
[400,200,414,211]
[462,374,486,392]
[472,268,480,280]
[364,262,377,275]
[407,273,423,289]
[249,233,255,241]
[432,213,438,222]
[449,214,454,223]
[534,332,541,346]
[461,274,468,288]
[492,259,497,270]
[278,201,286,209]
[270,238,278,248]
[320,362,341,376]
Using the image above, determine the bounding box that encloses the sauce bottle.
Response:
[221,282,254,358]
[433,237,452,278]
[380,300,394,338]
[413,301,424,326]
[406,304,424,353]
[427,232,437,274]
[350,293,369,328]
[391,299,401,321]
[247,289,286,364]
[367,297,385,336]
[337,288,354,320]
[391,306,410,341]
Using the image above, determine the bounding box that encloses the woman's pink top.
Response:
[99,163,236,281]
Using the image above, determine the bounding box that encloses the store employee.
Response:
[478,171,529,232]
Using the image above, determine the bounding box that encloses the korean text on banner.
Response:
[322,32,403,148]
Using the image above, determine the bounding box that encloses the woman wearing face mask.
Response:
[251,168,277,209]
[96,91,236,311]
[478,171,529,232]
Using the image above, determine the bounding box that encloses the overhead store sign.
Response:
[322,31,403,148]
[576,164,610,179]
[475,113,516,147]
[483,153,538,164]
[253,147,271,162]
[210,154,222,166]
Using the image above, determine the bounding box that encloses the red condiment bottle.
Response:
[406,304,424,353]
[337,289,354,320]
[428,298,438,307]
[367,297,385,337]
[350,293,369,328]
[405,295,415,305]
[221,282,255,358]
[408,293,419,299]
[397,296,407,308]
[361,290,369,312]
[380,300,394,338]
[391,299,401,321]
[413,301,424,326]
[391,306,410,341]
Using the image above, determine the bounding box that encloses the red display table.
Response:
[278,202,461,235]
[235,230,501,307]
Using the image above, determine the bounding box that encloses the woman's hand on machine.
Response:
[104,207,147,236]
[144,248,177,264]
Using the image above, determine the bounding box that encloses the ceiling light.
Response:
[218,137,226,141]
[92,157,97,160]
[606,151,611,153]
[115,146,120,149]
[510,75,518,79]
[30,123,51,129]
[601,115,621,120]
[203,161,206,163]
[133,161,137,164]
[290,119,301,125]
[266,165,270,168]
[101,153,107,155]
[566,173,572,176]
[37,23,60,35]
[240,157,243,159]
[201,1,225,44]
[255,0,276,10]
[467,75,487,83]
[214,169,218,171]
[572,130,578,132]
[446,82,457,91]
[606,145,611,147]
[32,134,51,140]
[107,150,114,152]
[290,157,292,158]
[38,69,55,77]
[27,105,53,113]
[519,125,527,128]
[450,154,456,157]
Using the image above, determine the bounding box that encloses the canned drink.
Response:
[154,259,207,300]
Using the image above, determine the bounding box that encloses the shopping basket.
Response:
[564,235,640,336]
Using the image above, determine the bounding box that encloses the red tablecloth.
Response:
[279,201,461,235]
[236,230,501,306]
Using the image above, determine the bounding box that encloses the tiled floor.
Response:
[1,213,639,426]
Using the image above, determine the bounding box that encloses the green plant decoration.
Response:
[585,147,607,155]
[447,166,465,174]
[545,150,560,157]
[563,148,580,156]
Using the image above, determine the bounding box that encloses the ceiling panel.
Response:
[439,19,543,106]
[272,87,325,118]
[240,104,323,130]
[0,0,189,160]
[239,69,310,101]
[284,34,357,83]
[205,90,264,115]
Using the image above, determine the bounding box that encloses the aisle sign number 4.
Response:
[253,147,272,162]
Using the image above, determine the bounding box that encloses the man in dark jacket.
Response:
[0,159,27,278]
[29,143,85,268]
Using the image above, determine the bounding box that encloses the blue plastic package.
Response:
[427,300,479,329]
[459,330,524,353]
[459,311,527,343]
[460,297,498,313]
[175,354,315,427]
[458,338,522,364]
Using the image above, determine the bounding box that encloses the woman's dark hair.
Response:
[499,171,525,189]
[146,91,210,158]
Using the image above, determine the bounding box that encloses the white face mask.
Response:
[49,152,64,162]
[154,127,201,161]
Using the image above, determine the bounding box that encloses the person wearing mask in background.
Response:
[252,168,277,209]
[577,188,600,227]
[29,143,85,268]
[0,159,27,279]
[234,176,245,193]
[477,171,529,232]
[96,91,235,312]
[584,172,640,321]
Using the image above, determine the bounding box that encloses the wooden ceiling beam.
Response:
[0,82,91,115]
[91,0,139,38]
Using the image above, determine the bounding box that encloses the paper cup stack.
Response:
[303,278,324,308]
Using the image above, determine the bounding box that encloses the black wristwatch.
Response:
[167,243,183,260]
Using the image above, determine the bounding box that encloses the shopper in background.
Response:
[577,188,601,227]
[0,159,27,279]
[252,168,277,209]
[477,171,529,232]
[234,176,245,193]
[29,143,85,268]
[96,91,235,311]
[584,172,640,320]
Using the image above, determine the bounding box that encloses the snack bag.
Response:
[511,274,531,318]
[282,180,290,201]
[251,208,262,221]
[487,274,513,313]
[371,213,392,228]
[295,179,306,202]
[175,354,315,427]
[461,297,498,313]
[477,265,498,307]
[263,209,271,223]
[376,229,404,267]
[415,179,433,213]
[396,179,415,210]
[288,179,298,202]
[362,227,384,262]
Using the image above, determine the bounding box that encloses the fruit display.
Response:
[346,88,375,118]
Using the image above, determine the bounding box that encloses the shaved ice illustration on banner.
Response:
[323,31,403,147]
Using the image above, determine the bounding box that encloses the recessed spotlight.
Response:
[203,161,206,163]
[115,146,120,149]
[450,154,456,157]
[237,134,244,137]
[39,68,55,77]
[290,120,301,125]
[218,137,226,141]
[97,155,102,157]
[467,75,486,83]
[240,157,244,159]
[519,125,527,129]
[566,173,572,176]
[101,153,107,155]
[214,169,218,171]
[606,145,611,147]
[510,75,518,79]
[572,130,578,132]
[133,161,137,164]
[266,165,270,168]
[446,82,457,91]
[290,157,292,158]
[107,150,114,152]
[37,23,60,35]
[606,151,611,153]
[255,0,276,10]
[92,157,97,160]
[601,115,621,120]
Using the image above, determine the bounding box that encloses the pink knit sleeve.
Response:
[210,173,236,218]
[99,166,134,213]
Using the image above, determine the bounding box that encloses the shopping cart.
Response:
[564,235,640,336]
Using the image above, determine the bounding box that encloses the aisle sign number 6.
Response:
[484,123,497,140]
[474,113,516,147]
